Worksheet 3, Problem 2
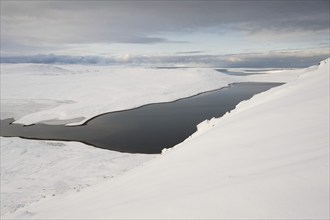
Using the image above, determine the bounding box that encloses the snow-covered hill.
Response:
[4,60,328,219]
[0,65,236,125]
[1,64,302,126]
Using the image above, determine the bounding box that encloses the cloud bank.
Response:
[2,49,328,68]
[2,1,329,45]
[1,1,328,67]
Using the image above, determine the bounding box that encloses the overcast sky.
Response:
[1,0,329,67]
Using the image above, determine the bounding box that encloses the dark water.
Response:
[0,83,282,154]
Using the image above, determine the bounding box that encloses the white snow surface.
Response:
[1,60,328,219]
[0,137,155,216]
[1,64,302,125]
[3,60,329,219]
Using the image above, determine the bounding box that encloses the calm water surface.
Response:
[0,83,282,153]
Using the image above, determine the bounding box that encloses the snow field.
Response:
[4,59,328,219]
[2,60,327,219]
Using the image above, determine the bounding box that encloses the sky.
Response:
[1,0,329,67]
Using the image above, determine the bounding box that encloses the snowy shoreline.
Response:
[1,64,303,126]
[35,82,265,126]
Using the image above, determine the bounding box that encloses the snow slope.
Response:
[5,60,329,219]
[1,64,302,125]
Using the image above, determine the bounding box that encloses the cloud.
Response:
[1,0,329,46]
[2,0,328,68]
[1,48,328,68]
[222,53,329,68]
[175,51,205,55]
[0,54,112,65]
